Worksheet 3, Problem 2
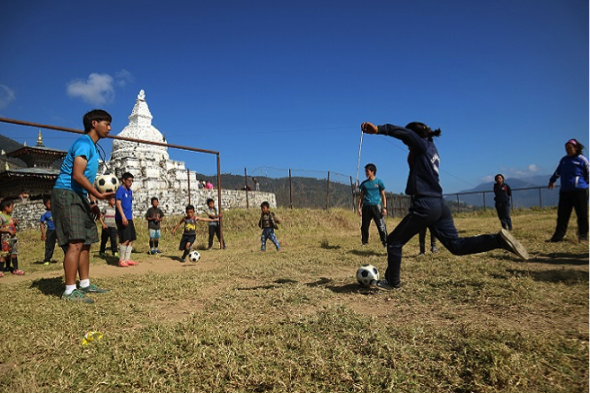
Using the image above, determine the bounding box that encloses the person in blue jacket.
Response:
[493,174,512,230]
[360,121,529,291]
[547,139,589,242]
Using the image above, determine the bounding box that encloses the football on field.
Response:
[95,173,119,193]
[188,250,201,262]
[356,264,379,287]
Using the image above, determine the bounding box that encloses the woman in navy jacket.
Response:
[360,121,529,290]
[548,139,589,242]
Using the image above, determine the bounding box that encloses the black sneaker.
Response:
[371,279,401,291]
[499,229,529,260]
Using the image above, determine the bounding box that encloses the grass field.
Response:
[0,207,588,392]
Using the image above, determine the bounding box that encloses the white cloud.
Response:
[0,84,16,109]
[115,69,134,87]
[67,73,115,105]
[481,164,542,182]
[66,70,135,105]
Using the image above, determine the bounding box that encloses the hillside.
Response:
[195,172,357,209]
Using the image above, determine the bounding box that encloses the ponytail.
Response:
[405,122,442,140]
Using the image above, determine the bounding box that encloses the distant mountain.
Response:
[0,133,26,168]
[194,173,357,209]
[450,175,559,209]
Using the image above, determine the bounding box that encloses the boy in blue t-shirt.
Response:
[357,163,388,246]
[39,196,57,265]
[52,109,115,302]
[115,172,138,267]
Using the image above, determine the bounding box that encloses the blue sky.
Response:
[0,0,587,194]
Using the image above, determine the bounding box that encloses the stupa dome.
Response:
[110,90,169,161]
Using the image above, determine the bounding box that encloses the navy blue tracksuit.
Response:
[378,125,504,286]
[494,183,512,230]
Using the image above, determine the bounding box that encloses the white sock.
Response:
[64,284,77,295]
[119,245,127,260]
[126,245,132,261]
[79,279,90,288]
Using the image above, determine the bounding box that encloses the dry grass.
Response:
[0,207,588,392]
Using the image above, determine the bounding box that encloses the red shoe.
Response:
[126,260,139,266]
[118,260,129,267]
[12,269,25,275]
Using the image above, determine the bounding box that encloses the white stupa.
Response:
[107,89,191,193]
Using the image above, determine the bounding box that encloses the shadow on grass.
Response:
[236,277,378,295]
[236,278,298,291]
[30,276,63,298]
[526,251,589,266]
[320,243,342,250]
[348,249,385,257]
[306,277,379,295]
[507,268,589,284]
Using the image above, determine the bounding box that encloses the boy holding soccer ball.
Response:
[52,109,115,303]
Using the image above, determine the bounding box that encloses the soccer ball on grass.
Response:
[188,250,201,262]
[356,264,379,287]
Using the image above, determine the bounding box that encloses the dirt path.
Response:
[0,252,225,285]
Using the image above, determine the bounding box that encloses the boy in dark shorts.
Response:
[172,204,214,262]
[145,197,164,255]
[52,109,115,302]
[115,172,137,267]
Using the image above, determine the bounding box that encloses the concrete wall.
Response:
[13,189,276,230]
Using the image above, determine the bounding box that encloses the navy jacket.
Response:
[378,124,442,198]
[549,154,589,192]
[494,183,512,204]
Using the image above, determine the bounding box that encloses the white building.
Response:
[99,89,276,216]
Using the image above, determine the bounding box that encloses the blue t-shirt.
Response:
[53,135,99,196]
[360,177,385,206]
[40,211,55,231]
[115,186,133,220]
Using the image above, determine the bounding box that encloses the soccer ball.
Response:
[95,173,119,193]
[188,250,201,262]
[356,264,379,287]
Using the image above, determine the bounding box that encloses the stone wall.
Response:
[13,189,276,230]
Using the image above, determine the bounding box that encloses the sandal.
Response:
[0,272,4,278]
[11,269,25,275]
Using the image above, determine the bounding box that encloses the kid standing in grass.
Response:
[205,198,225,250]
[40,196,57,265]
[493,174,513,231]
[358,163,388,247]
[145,197,165,255]
[258,201,281,252]
[99,196,118,258]
[173,204,214,262]
[116,172,138,267]
[360,121,529,291]
[0,199,24,276]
